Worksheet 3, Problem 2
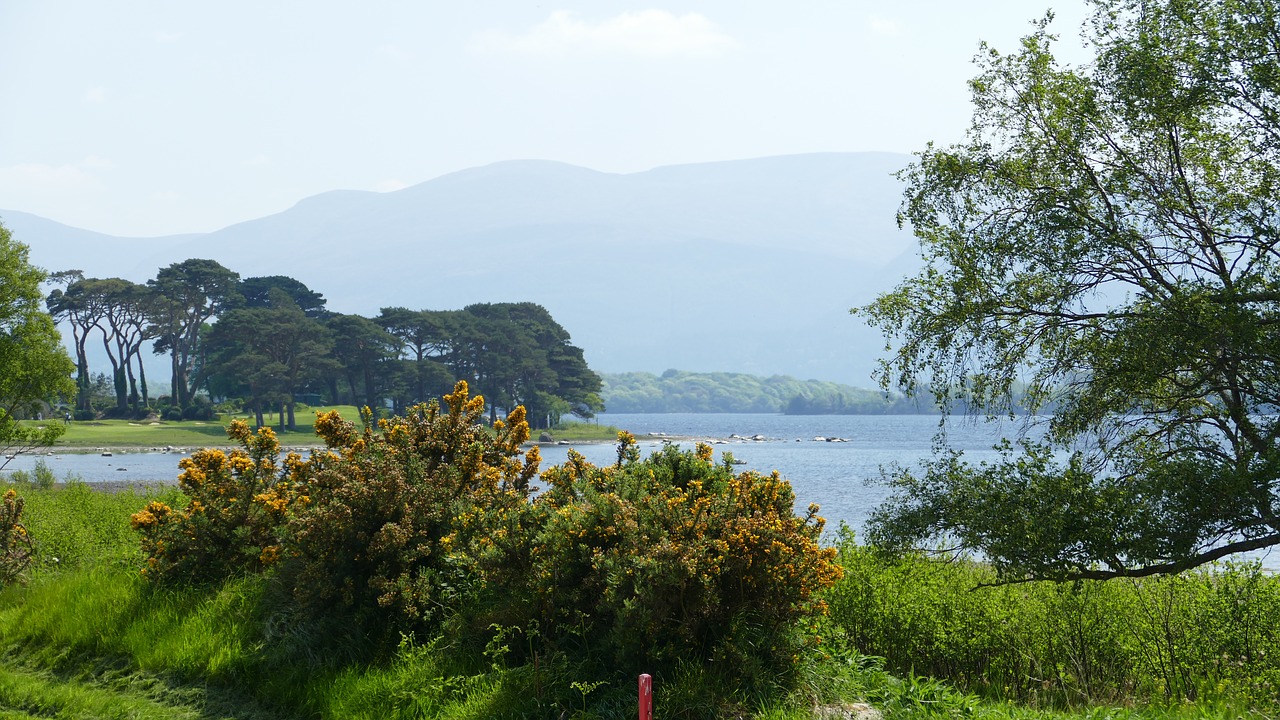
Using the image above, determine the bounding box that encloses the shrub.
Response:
[283,382,539,632]
[517,436,842,676]
[131,381,841,692]
[72,409,95,422]
[164,408,183,422]
[131,420,298,583]
[182,402,214,421]
[0,489,33,585]
[30,460,57,490]
[5,460,65,489]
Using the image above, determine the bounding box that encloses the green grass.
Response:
[541,421,622,443]
[0,485,1271,718]
[38,405,361,449]
[34,407,620,449]
[825,529,1280,713]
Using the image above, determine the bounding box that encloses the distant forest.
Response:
[601,370,935,414]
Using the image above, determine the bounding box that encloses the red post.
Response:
[638,673,653,720]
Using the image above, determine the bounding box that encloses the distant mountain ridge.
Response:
[3,152,919,386]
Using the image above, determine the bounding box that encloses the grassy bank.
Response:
[0,484,1272,718]
[539,420,623,443]
[32,408,623,450]
[33,405,360,449]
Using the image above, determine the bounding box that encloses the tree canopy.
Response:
[42,255,600,430]
[205,289,336,430]
[148,259,241,410]
[857,0,1280,581]
[0,221,75,463]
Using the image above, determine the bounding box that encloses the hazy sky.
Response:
[0,2,1092,237]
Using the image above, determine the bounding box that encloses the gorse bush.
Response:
[131,381,842,691]
[522,435,841,673]
[0,489,33,585]
[131,420,298,582]
[284,385,539,629]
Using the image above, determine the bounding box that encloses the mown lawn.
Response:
[38,405,361,449]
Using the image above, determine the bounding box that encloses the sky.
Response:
[0,1,1094,238]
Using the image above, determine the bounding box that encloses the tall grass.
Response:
[0,484,1274,718]
[824,528,1280,711]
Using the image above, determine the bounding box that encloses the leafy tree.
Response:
[377,307,456,404]
[205,290,335,430]
[377,304,598,428]
[858,0,1280,581]
[45,270,98,413]
[459,302,602,428]
[148,259,241,409]
[79,278,156,414]
[323,313,400,410]
[0,221,75,463]
[238,275,328,318]
[602,370,913,414]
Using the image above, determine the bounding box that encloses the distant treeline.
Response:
[45,260,602,429]
[601,370,936,414]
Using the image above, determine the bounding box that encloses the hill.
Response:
[4,152,917,386]
[602,370,925,414]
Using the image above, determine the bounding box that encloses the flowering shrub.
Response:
[0,489,33,585]
[131,382,841,679]
[283,382,540,627]
[523,434,843,670]
[131,420,298,582]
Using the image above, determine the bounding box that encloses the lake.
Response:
[0,413,1032,537]
[6,412,1277,570]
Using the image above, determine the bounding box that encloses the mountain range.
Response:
[3,151,920,387]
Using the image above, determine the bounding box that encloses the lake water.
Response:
[6,412,1277,570]
[0,413,1033,537]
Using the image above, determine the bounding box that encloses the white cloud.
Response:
[150,190,182,204]
[472,9,737,58]
[154,30,183,43]
[241,155,272,168]
[83,86,108,104]
[0,160,104,191]
[868,15,901,37]
[375,179,409,193]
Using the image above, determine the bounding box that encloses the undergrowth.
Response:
[0,450,1274,717]
[826,526,1280,712]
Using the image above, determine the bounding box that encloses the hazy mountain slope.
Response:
[0,210,197,279]
[6,152,919,386]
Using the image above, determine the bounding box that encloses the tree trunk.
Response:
[137,356,149,408]
[415,360,426,405]
[126,356,139,413]
[176,356,190,409]
[362,363,378,411]
[75,340,91,412]
[170,348,181,408]
[100,333,127,411]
